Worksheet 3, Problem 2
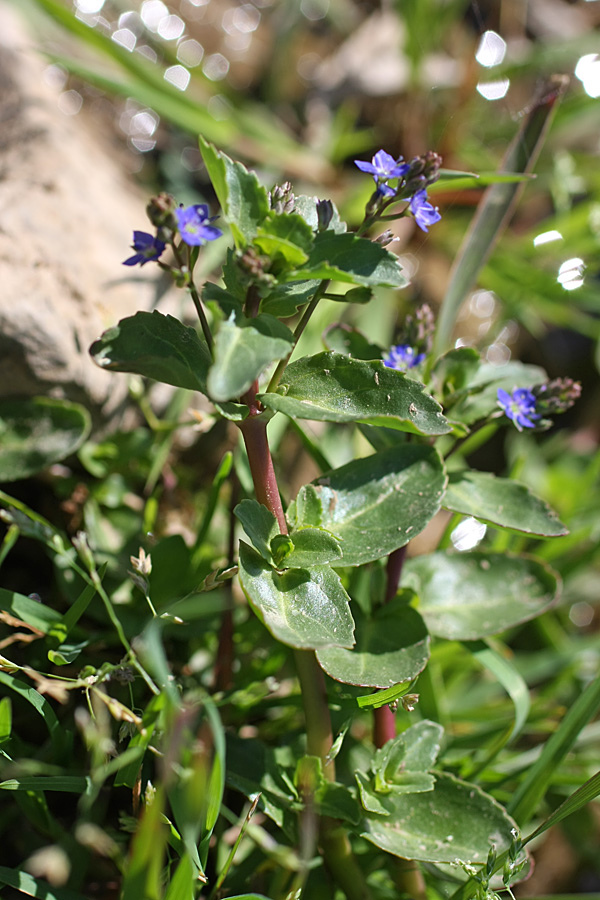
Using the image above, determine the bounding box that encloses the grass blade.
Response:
[508,675,600,825]
[433,75,569,357]
[0,867,86,900]
[524,769,600,845]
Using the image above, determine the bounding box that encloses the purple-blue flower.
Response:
[497,387,541,431]
[409,189,442,233]
[175,204,223,246]
[123,231,166,266]
[355,150,410,198]
[355,150,409,180]
[383,344,426,371]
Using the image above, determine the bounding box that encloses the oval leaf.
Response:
[208,316,292,402]
[289,445,447,567]
[0,397,90,482]
[260,353,451,436]
[238,542,355,649]
[90,310,210,392]
[283,527,343,568]
[361,771,523,865]
[317,597,429,688]
[404,551,559,640]
[199,138,269,247]
[288,231,407,288]
[444,470,567,537]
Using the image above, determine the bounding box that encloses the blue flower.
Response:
[175,204,222,246]
[355,150,409,179]
[355,150,410,197]
[409,189,442,232]
[497,387,541,431]
[123,231,166,266]
[383,344,426,371]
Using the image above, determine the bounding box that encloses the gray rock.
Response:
[0,2,157,421]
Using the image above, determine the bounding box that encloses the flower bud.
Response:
[316,198,334,231]
[270,181,295,214]
[146,193,178,231]
[533,377,582,414]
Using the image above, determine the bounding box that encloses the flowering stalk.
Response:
[237,389,371,900]
[171,241,214,354]
[266,279,331,394]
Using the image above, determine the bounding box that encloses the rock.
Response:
[0,2,157,421]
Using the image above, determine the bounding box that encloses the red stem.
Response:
[373,545,408,748]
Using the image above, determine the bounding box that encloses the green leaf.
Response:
[0,697,11,745]
[163,855,195,900]
[361,771,523,865]
[238,541,355,650]
[288,231,407,288]
[282,527,343,568]
[0,672,63,755]
[208,315,292,402]
[253,212,315,267]
[293,194,347,233]
[323,323,382,359]
[355,681,415,710]
[0,397,90,482]
[465,641,530,742]
[0,776,90,792]
[433,75,569,355]
[47,641,89,666]
[199,138,269,247]
[431,348,481,397]
[260,280,321,318]
[524,769,600,846]
[316,596,429,688]
[260,353,451,436]
[226,734,297,836]
[404,552,559,640]
[288,446,447,567]
[371,720,443,794]
[0,866,86,900]
[90,311,210,393]
[316,779,361,825]
[444,470,567,537]
[121,786,167,900]
[0,588,61,634]
[234,499,279,562]
[508,676,600,826]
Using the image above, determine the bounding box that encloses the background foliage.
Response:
[1,1,599,899]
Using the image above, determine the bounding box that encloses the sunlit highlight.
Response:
[164,65,191,91]
[558,258,585,291]
[575,53,600,98]
[112,28,136,51]
[475,31,507,68]
[451,518,487,552]
[533,230,563,246]
[476,78,510,100]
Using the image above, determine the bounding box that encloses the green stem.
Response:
[172,241,213,353]
[266,279,330,394]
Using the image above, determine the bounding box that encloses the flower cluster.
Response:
[123,194,222,267]
[383,344,426,371]
[497,378,581,431]
[383,304,435,372]
[355,149,442,232]
[497,388,540,431]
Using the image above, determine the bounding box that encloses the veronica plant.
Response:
[87,136,585,900]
